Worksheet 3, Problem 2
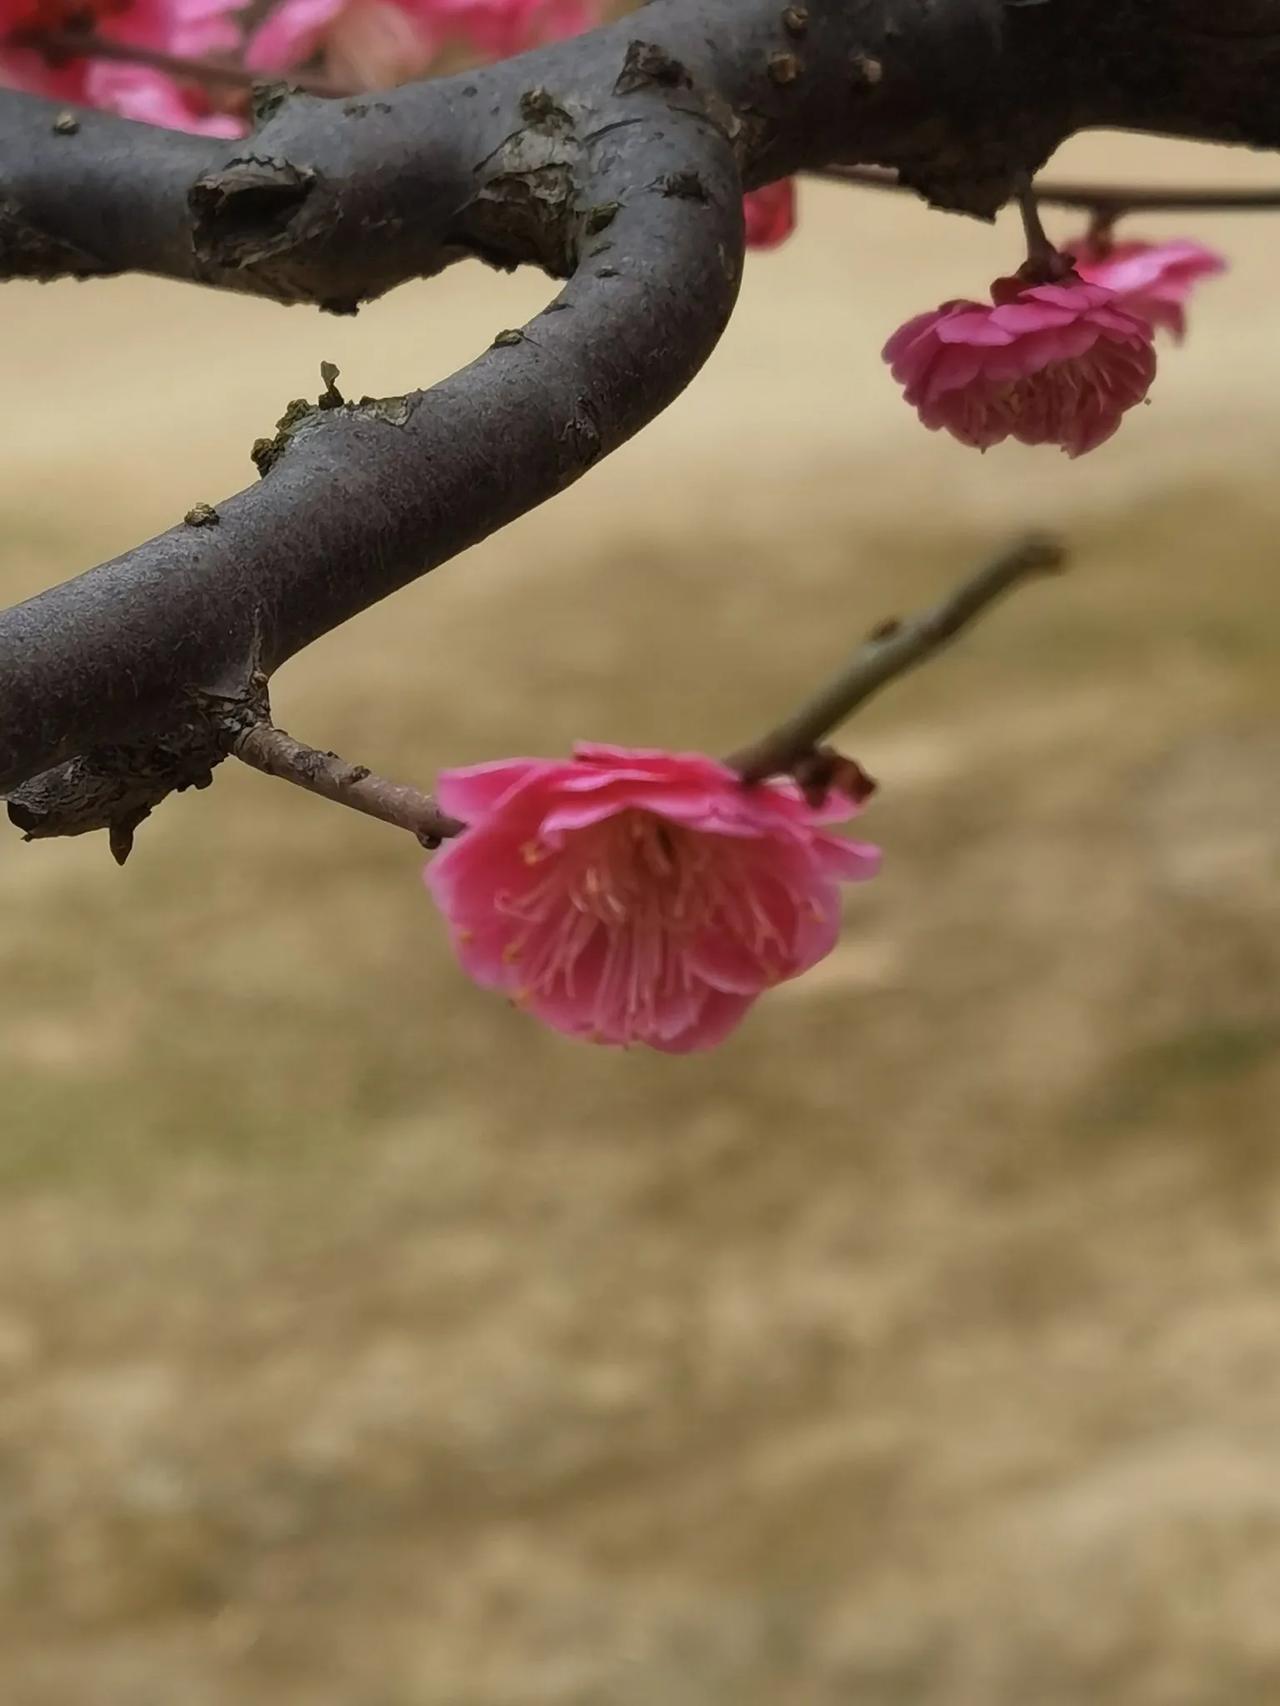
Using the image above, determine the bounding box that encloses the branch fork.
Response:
[218,534,1066,853]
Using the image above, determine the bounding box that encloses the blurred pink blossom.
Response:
[743,178,796,250]
[247,0,589,83]
[883,275,1157,457]
[0,0,241,131]
[1067,236,1226,341]
[248,0,432,82]
[426,0,591,58]
[424,743,881,1052]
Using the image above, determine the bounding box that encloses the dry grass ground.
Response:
[2,134,1279,1705]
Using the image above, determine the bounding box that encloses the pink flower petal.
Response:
[424,745,881,1051]
[648,988,757,1053]
[1068,236,1226,344]
[83,62,234,133]
[432,756,555,823]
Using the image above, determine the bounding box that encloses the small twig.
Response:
[12,28,349,98]
[729,534,1067,784]
[231,722,463,847]
[813,162,1280,216]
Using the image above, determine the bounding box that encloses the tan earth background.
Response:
[2,129,1279,1705]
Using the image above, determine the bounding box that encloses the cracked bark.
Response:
[3,0,1280,846]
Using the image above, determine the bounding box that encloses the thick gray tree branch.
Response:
[0,0,1034,306]
[1,114,742,830]
[4,0,1280,852]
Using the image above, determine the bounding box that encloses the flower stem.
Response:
[1016,180,1072,279]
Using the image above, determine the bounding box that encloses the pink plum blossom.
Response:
[1067,236,1226,341]
[424,743,881,1052]
[0,0,242,132]
[883,275,1157,457]
[247,0,436,84]
[743,178,796,250]
[423,0,591,58]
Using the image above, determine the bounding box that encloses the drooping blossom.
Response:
[743,178,796,250]
[0,0,242,133]
[424,743,881,1052]
[1067,237,1226,342]
[883,275,1157,457]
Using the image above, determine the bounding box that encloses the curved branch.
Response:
[0,0,1049,817]
[3,0,869,302]
[6,0,1280,839]
[0,0,1125,305]
[0,103,745,797]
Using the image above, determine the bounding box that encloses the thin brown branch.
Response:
[13,27,348,97]
[814,163,1280,216]
[729,535,1067,785]
[231,722,463,846]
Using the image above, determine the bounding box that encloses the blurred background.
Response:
[2,131,1279,1705]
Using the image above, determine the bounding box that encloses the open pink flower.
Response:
[1067,237,1226,341]
[743,179,796,250]
[883,275,1157,457]
[424,743,881,1052]
[0,0,241,132]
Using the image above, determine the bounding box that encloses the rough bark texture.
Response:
[3,0,1280,845]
